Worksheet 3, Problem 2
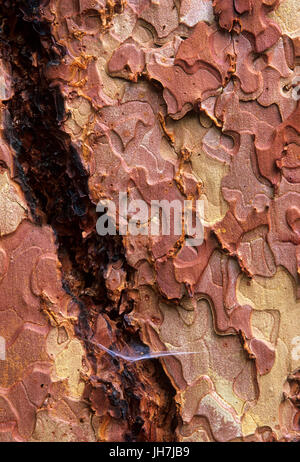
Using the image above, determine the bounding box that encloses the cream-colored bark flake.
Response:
[0,172,27,236]
[238,267,300,437]
[269,0,300,37]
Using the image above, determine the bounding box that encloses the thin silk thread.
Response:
[83,337,198,363]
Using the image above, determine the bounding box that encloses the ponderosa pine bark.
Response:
[0,0,299,442]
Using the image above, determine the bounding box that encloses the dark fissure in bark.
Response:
[0,0,178,442]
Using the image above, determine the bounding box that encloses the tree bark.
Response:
[0,0,299,442]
